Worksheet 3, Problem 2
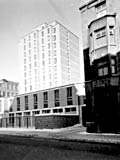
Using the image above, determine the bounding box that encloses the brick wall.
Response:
[35,115,79,129]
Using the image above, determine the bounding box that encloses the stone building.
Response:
[0,79,19,118]
[79,0,120,133]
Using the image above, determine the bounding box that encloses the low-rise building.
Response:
[7,83,85,129]
[0,79,19,118]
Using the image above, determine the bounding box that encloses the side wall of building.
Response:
[11,85,85,113]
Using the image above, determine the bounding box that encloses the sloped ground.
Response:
[0,124,120,144]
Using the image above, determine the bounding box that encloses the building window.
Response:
[34,62,37,67]
[24,66,26,71]
[49,82,52,87]
[95,1,106,18]
[15,85,18,91]
[54,89,60,107]
[7,92,10,97]
[33,94,38,109]
[53,43,56,48]
[29,64,31,69]
[3,92,6,97]
[43,75,45,81]
[24,80,27,85]
[25,96,28,110]
[30,85,32,91]
[53,27,56,33]
[17,97,20,111]
[109,26,115,44]
[28,36,31,41]
[42,52,45,59]
[34,32,36,38]
[24,38,26,43]
[43,92,48,108]
[67,87,73,105]
[111,58,116,74]
[53,58,57,64]
[48,58,51,64]
[47,28,50,34]
[34,54,37,60]
[29,56,31,62]
[42,38,44,44]
[48,35,50,41]
[29,49,31,55]
[25,87,27,92]
[24,52,26,57]
[53,50,57,56]
[42,46,44,51]
[42,60,45,66]
[109,26,114,35]
[9,106,13,112]
[29,43,31,48]
[49,74,51,79]
[95,27,106,39]
[41,31,44,37]
[98,67,108,76]
[48,50,51,56]
[96,1,106,12]
[53,66,57,72]
[24,59,26,64]
[24,45,26,50]
[112,66,115,74]
[53,35,56,41]
[24,72,26,78]
[35,69,37,74]
[48,43,50,49]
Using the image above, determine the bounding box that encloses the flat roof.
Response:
[17,83,85,97]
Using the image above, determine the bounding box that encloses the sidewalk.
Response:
[0,124,120,145]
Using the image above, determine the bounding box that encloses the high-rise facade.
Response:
[19,21,81,94]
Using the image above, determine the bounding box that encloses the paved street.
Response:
[0,125,120,159]
[0,141,119,160]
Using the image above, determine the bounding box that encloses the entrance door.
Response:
[94,86,118,133]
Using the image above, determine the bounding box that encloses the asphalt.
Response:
[0,125,120,159]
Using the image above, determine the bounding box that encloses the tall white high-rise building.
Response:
[19,21,81,93]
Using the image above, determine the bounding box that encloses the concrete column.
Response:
[62,107,65,114]
[79,105,83,126]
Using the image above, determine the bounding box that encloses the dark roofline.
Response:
[79,0,97,11]
[0,79,18,84]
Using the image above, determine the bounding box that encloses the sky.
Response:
[0,0,83,82]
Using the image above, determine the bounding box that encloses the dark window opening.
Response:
[25,96,28,110]
[54,89,60,107]
[43,92,48,108]
[17,97,20,111]
[67,87,73,105]
[33,94,38,109]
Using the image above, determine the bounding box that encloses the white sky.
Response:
[0,0,83,82]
